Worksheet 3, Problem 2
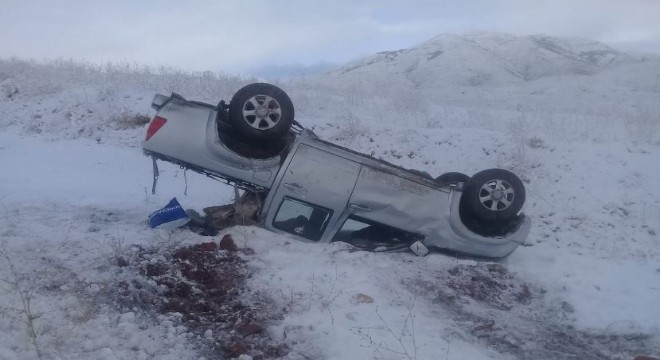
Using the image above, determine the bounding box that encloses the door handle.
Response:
[283,182,307,194]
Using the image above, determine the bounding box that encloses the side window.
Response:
[273,197,333,242]
[332,216,423,249]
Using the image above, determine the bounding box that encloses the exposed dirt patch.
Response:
[110,237,287,359]
[444,263,537,310]
[410,263,660,360]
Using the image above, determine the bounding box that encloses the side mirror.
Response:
[409,241,429,256]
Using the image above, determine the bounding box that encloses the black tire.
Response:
[435,172,470,185]
[229,83,294,141]
[462,169,525,221]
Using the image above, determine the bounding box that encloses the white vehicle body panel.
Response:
[143,93,530,258]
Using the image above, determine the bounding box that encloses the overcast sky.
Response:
[1,0,659,75]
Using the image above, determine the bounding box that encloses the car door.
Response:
[264,144,361,242]
[346,166,446,237]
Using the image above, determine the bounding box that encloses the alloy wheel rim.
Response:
[241,95,282,130]
[478,179,515,211]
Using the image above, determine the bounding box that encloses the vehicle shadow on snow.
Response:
[407,262,659,360]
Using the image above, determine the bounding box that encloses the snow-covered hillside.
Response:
[1,32,660,360]
[293,33,660,145]
[339,33,632,84]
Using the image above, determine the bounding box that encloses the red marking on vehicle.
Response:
[145,116,167,141]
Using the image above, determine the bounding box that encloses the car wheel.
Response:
[462,169,525,221]
[229,83,294,141]
[435,172,470,185]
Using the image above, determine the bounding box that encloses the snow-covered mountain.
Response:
[337,33,634,86]
[1,33,660,360]
[293,32,660,145]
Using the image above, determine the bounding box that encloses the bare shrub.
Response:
[110,112,151,130]
[502,113,530,177]
[624,111,660,144]
[353,301,419,360]
[0,79,19,99]
[274,264,347,324]
[424,104,450,128]
[334,110,367,143]
[0,58,257,139]
[0,241,43,359]
[527,136,547,149]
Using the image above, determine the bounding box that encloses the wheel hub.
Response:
[241,95,282,130]
[478,179,515,211]
[256,106,269,117]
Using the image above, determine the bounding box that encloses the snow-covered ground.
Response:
[1,32,660,359]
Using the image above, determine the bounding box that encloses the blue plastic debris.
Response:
[147,197,189,229]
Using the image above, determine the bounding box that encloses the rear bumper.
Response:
[143,149,270,191]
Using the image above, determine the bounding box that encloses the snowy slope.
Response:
[338,33,631,86]
[1,32,660,360]
[292,33,660,145]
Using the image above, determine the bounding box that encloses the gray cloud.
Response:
[1,0,658,74]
